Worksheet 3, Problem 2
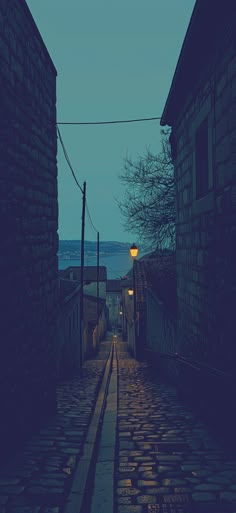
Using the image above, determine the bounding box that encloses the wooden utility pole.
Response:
[97,231,100,344]
[133,258,136,359]
[80,181,86,366]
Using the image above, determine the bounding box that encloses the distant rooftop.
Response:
[60,266,107,282]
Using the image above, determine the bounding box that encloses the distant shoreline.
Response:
[58,240,146,278]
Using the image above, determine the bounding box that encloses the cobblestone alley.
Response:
[1,337,236,513]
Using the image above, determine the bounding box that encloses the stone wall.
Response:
[84,281,106,300]
[121,285,136,356]
[0,0,58,455]
[58,282,81,378]
[172,19,236,372]
[146,288,176,355]
[106,292,122,328]
[83,297,108,358]
[93,309,108,351]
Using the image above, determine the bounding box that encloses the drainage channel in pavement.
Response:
[64,338,117,513]
[89,339,118,513]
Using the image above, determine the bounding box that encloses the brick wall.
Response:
[172,20,236,372]
[0,0,58,455]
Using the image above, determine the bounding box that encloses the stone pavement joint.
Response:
[89,340,118,513]
[64,340,115,513]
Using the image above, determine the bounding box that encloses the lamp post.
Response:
[96,231,100,347]
[129,243,139,357]
[80,181,86,367]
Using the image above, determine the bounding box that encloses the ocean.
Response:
[59,252,134,279]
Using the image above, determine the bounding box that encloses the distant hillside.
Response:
[58,240,132,259]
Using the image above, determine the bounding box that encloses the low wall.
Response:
[126,320,136,357]
[145,289,236,443]
[58,284,81,378]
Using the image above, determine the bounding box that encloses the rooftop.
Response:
[161,0,235,126]
[59,266,107,282]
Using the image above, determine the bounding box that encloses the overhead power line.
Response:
[57,126,83,193]
[86,201,98,234]
[56,116,161,126]
[57,126,100,237]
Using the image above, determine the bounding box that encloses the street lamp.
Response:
[127,288,134,296]
[129,243,139,259]
[129,243,139,357]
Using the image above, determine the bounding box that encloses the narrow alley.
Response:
[1,336,236,513]
[1,1,236,512]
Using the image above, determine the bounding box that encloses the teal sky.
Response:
[26,0,195,242]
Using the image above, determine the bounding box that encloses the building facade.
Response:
[83,295,108,358]
[60,266,107,299]
[0,0,58,455]
[106,279,122,329]
[58,280,81,378]
[161,0,236,373]
[121,276,135,354]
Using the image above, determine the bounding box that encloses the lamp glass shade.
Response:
[128,288,134,296]
[129,243,139,258]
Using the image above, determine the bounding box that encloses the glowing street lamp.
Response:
[128,288,134,296]
[129,243,139,357]
[129,243,139,259]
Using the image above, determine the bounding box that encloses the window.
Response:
[195,117,209,198]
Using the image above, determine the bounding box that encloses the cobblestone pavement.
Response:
[115,342,236,513]
[2,339,236,513]
[0,340,111,513]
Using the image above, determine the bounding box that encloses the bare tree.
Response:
[118,130,175,250]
